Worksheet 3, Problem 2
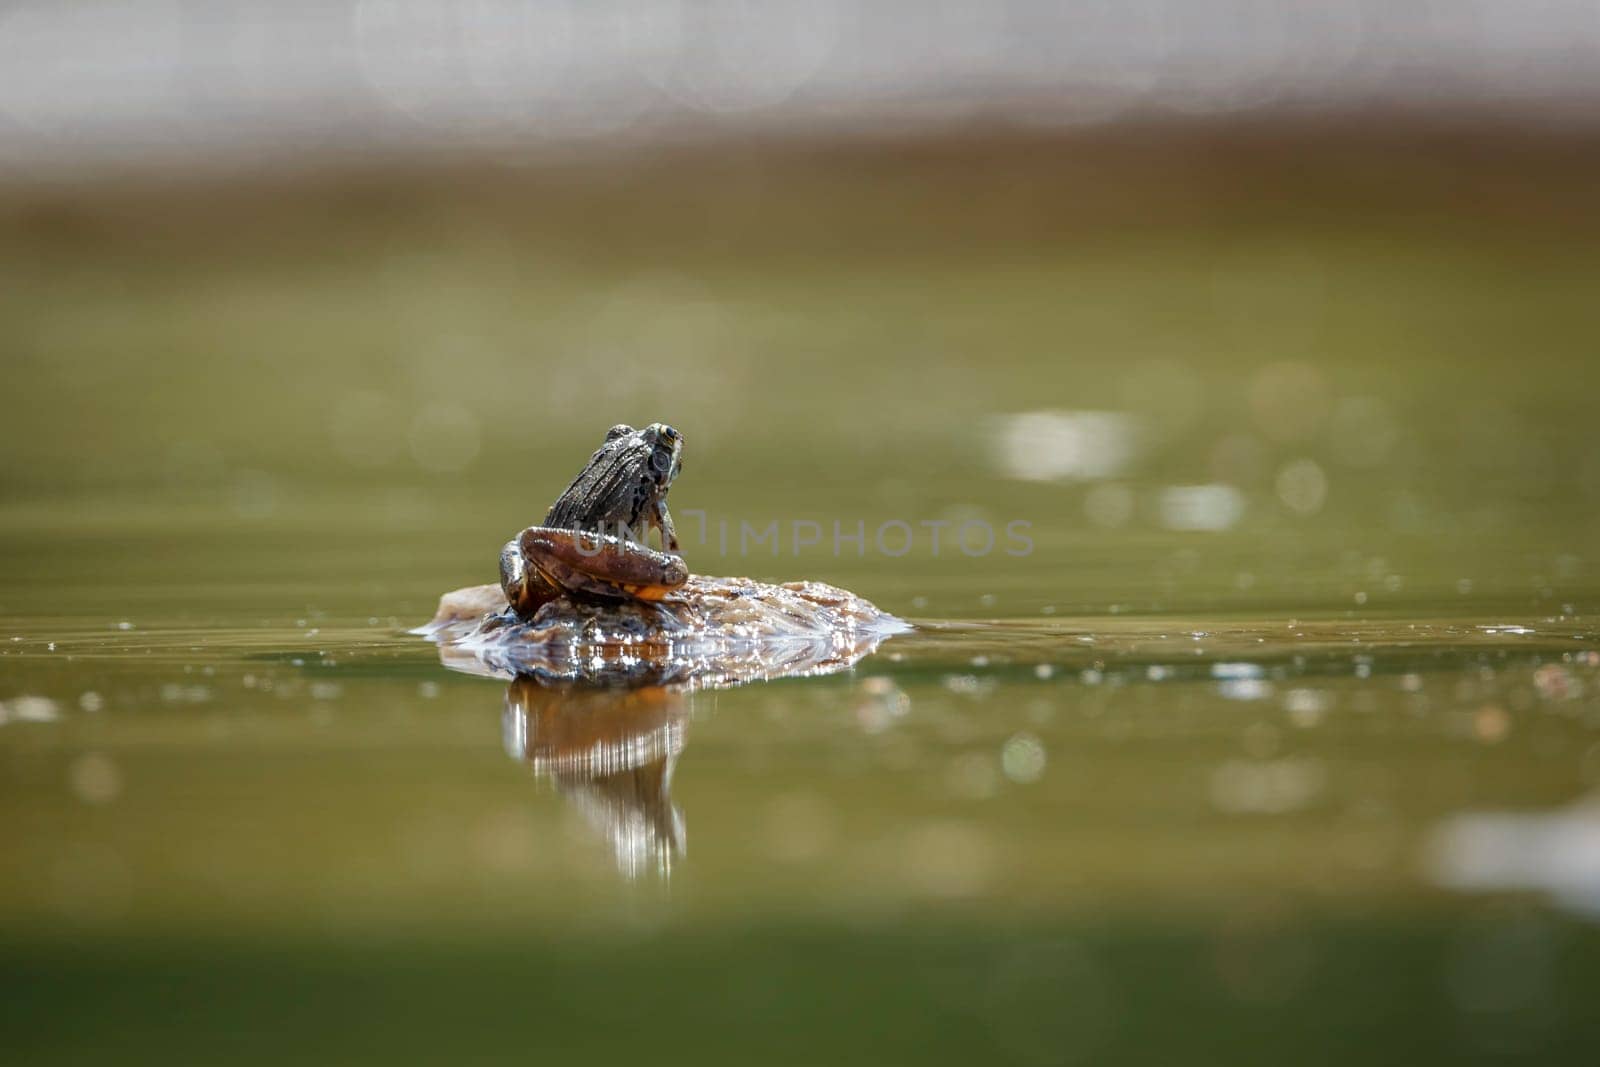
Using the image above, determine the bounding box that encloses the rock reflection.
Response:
[424,591,902,881]
[502,676,689,880]
[420,575,903,879]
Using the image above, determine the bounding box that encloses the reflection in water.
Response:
[458,610,1600,891]
[424,582,902,879]
[471,608,901,880]
[502,677,690,880]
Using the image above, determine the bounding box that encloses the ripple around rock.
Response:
[415,576,909,686]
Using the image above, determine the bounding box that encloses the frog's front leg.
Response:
[654,498,680,552]
[519,526,688,605]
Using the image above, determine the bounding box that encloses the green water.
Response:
[4,132,1600,1062]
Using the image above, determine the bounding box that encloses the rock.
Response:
[415,575,908,685]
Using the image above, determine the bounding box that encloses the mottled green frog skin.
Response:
[543,423,682,550]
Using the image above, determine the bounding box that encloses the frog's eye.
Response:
[651,448,673,474]
[605,424,634,441]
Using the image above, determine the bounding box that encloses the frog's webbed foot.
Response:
[518,526,689,606]
[654,498,680,552]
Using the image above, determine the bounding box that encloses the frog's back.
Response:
[544,437,642,530]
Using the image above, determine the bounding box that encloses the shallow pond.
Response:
[4,490,1598,1063]
[4,137,1600,1062]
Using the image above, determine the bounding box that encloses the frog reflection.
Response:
[501,675,691,879]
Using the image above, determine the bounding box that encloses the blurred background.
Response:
[4,3,1600,1064]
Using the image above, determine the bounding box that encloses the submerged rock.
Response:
[416,575,908,685]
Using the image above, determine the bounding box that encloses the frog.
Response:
[421,421,906,681]
[498,423,691,618]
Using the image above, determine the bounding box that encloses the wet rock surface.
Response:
[417,575,908,686]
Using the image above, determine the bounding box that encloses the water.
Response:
[4,134,1600,1061]
[5,513,1598,1061]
